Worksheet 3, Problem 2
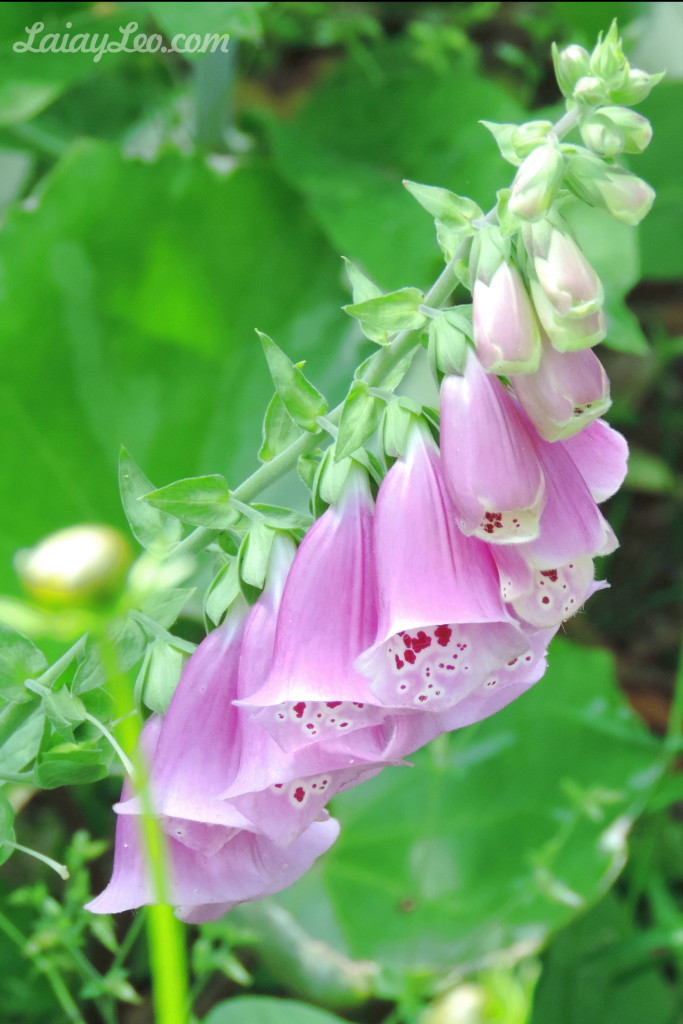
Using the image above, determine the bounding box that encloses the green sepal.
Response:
[143,475,238,528]
[251,505,312,531]
[496,188,522,237]
[259,392,303,463]
[139,587,195,631]
[259,332,327,432]
[119,447,183,553]
[134,638,193,715]
[342,259,388,343]
[205,559,241,626]
[403,180,482,227]
[343,288,427,339]
[24,677,86,738]
[238,522,276,602]
[297,451,322,493]
[481,120,554,166]
[335,381,384,461]
[381,399,423,459]
[428,308,472,379]
[355,348,417,392]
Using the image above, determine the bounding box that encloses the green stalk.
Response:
[96,629,189,1024]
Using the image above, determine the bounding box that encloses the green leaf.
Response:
[312,640,661,969]
[343,288,427,337]
[531,889,678,1024]
[119,447,183,554]
[35,744,107,788]
[204,996,349,1024]
[0,626,47,702]
[262,39,525,288]
[0,145,350,596]
[259,393,303,463]
[259,333,328,432]
[635,81,683,279]
[0,702,45,774]
[145,1,267,48]
[0,7,132,126]
[335,382,384,461]
[144,475,237,528]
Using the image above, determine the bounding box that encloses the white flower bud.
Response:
[16,525,133,607]
[508,142,564,221]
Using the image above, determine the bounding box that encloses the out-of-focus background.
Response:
[1,3,682,1022]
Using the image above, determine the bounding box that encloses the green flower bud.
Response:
[16,525,133,607]
[552,42,590,98]
[595,106,653,154]
[580,113,625,158]
[573,75,609,105]
[609,67,665,106]
[508,141,564,221]
[589,22,626,84]
[565,149,655,225]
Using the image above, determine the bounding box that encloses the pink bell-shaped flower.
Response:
[86,718,340,922]
[510,335,611,441]
[440,354,546,543]
[243,470,387,752]
[356,427,532,714]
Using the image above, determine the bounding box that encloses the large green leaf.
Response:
[305,640,661,970]
[531,889,678,1024]
[0,141,349,591]
[261,40,525,289]
[636,82,683,280]
[204,996,349,1024]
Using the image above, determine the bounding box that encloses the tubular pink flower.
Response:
[472,263,541,374]
[510,337,611,441]
[86,718,340,921]
[356,428,532,713]
[116,602,254,830]
[440,355,545,543]
[220,536,393,845]
[243,471,386,751]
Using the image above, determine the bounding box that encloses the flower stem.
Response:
[95,627,189,1024]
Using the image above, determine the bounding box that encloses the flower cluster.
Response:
[88,24,653,922]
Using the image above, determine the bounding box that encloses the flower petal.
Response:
[560,419,628,502]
